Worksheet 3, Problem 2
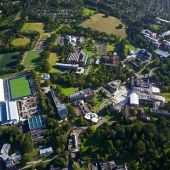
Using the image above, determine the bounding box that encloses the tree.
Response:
[137,140,146,155]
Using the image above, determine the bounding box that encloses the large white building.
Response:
[0,101,19,125]
[0,79,19,125]
[130,93,139,105]
[0,79,5,102]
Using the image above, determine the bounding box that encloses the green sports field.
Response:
[9,77,31,100]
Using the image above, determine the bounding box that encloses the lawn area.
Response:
[23,51,41,68]
[83,8,96,17]
[49,53,61,73]
[61,87,76,96]
[161,93,170,102]
[21,23,44,34]
[0,52,20,69]
[92,93,105,113]
[149,24,162,32]
[81,13,126,38]
[9,77,31,100]
[11,37,30,46]
[107,44,114,52]
[125,43,136,56]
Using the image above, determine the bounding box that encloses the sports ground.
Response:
[9,77,32,100]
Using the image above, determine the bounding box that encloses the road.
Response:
[20,154,59,170]
[135,59,154,78]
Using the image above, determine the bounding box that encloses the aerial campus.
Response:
[0,1,170,170]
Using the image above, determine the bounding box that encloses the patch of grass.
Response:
[0,52,20,69]
[92,93,105,113]
[23,51,41,68]
[11,37,30,46]
[107,44,114,52]
[40,33,49,41]
[161,93,170,102]
[49,53,61,73]
[149,24,162,32]
[61,87,76,96]
[83,8,95,17]
[125,43,136,56]
[0,73,13,79]
[81,13,126,38]
[21,23,44,34]
[9,77,31,100]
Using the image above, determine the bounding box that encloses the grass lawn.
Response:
[23,51,41,68]
[161,93,170,102]
[81,13,126,38]
[0,52,20,69]
[149,24,162,32]
[107,44,114,52]
[49,53,61,73]
[21,23,44,34]
[61,87,76,96]
[83,8,96,17]
[9,77,31,99]
[125,43,136,56]
[11,37,30,46]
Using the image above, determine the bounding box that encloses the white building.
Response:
[0,79,5,102]
[39,147,53,156]
[130,93,139,105]
[0,101,19,125]
[84,113,99,123]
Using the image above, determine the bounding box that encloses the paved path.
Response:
[20,155,59,169]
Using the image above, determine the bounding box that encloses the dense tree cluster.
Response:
[0,126,35,165]
[51,66,134,89]
[81,116,170,169]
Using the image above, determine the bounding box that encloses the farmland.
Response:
[81,13,126,38]
[11,37,30,46]
[23,51,41,68]
[9,77,31,100]
[0,52,20,69]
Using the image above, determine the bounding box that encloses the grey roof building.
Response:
[57,104,68,119]
[69,88,93,102]
[49,90,68,119]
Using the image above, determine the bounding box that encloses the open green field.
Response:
[161,93,170,102]
[61,87,76,96]
[83,8,96,17]
[49,53,61,73]
[0,52,20,69]
[11,37,30,46]
[9,77,31,99]
[21,23,44,34]
[23,51,41,68]
[81,13,126,38]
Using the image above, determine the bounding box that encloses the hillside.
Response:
[84,0,170,23]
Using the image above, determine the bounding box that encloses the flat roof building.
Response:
[0,101,19,125]
[155,49,170,58]
[49,90,68,119]
[0,79,5,102]
[39,147,53,156]
[57,104,68,119]
[130,93,139,105]
[28,115,45,131]
[70,88,93,102]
